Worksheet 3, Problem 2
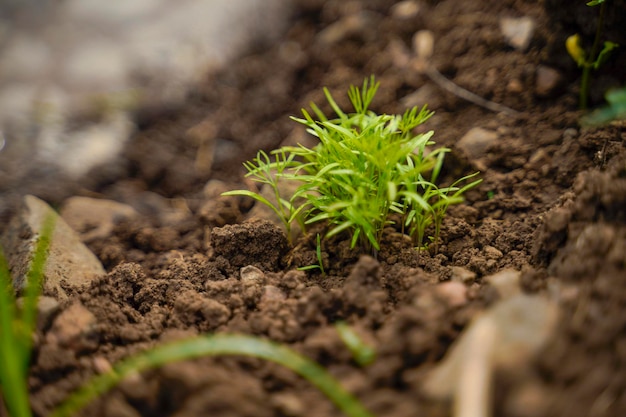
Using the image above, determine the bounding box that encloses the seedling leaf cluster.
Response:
[224,77,481,254]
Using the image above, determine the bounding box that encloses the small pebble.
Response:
[93,356,113,374]
[535,65,562,97]
[457,127,498,160]
[435,281,468,308]
[500,16,535,51]
[391,1,421,19]
[450,266,476,284]
[240,265,266,285]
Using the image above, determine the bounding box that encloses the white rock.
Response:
[1,195,105,300]
[500,17,535,51]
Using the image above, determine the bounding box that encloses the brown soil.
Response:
[4,0,626,416]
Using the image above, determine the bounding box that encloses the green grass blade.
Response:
[323,87,348,120]
[0,212,55,417]
[20,214,56,363]
[50,334,374,417]
[0,249,33,417]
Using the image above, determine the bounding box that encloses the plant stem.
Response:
[580,1,607,109]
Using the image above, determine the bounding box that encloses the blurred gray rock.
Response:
[1,195,105,300]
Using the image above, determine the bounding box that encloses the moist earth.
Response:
[2,0,626,417]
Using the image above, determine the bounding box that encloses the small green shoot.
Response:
[566,0,619,109]
[51,334,374,417]
[224,76,481,256]
[222,149,307,244]
[297,233,326,274]
[0,213,56,417]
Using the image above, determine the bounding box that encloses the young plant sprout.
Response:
[566,0,618,109]
[225,76,481,255]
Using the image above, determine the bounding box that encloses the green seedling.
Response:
[223,148,307,244]
[51,334,374,417]
[297,233,326,274]
[566,0,619,109]
[225,76,481,256]
[0,213,55,417]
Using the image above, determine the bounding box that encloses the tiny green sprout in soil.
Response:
[224,76,482,255]
[566,0,619,110]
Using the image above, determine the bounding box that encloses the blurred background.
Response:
[0,0,290,181]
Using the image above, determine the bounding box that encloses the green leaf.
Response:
[586,0,605,6]
[594,41,619,69]
[221,190,287,227]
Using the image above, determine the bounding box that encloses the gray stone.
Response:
[1,195,105,300]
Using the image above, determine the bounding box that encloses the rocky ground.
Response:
[1,0,625,417]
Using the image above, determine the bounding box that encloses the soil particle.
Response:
[210,219,289,272]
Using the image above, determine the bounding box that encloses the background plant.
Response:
[566,0,618,109]
[580,85,626,126]
[225,76,481,255]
